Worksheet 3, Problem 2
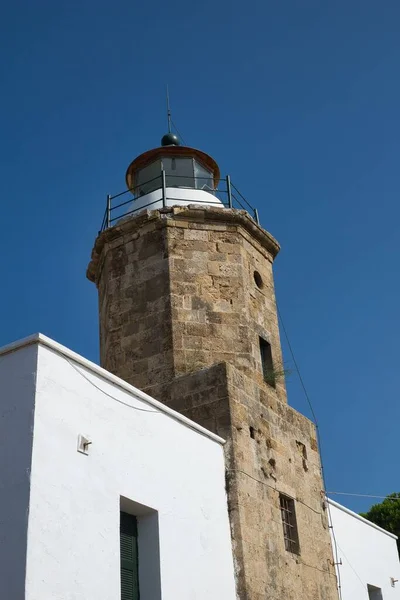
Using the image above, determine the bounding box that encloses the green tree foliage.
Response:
[360,493,400,555]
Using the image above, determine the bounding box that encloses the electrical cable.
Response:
[227,468,323,516]
[65,357,226,442]
[300,561,336,577]
[277,306,318,425]
[335,542,367,591]
[227,468,277,491]
[65,303,372,595]
[171,119,187,147]
[327,491,400,501]
[277,304,343,599]
[227,468,341,580]
[66,358,160,414]
[277,309,399,596]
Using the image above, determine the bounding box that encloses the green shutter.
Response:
[120,512,140,600]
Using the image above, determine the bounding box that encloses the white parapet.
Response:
[130,186,224,214]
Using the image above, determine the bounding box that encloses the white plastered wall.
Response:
[329,498,400,600]
[22,336,236,600]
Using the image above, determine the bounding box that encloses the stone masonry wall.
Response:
[92,212,174,392]
[87,206,339,600]
[168,363,338,600]
[88,206,285,403]
[166,207,287,405]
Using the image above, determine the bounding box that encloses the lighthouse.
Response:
[87,132,339,600]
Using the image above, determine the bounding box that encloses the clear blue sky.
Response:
[1,0,399,514]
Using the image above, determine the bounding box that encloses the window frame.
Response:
[162,156,194,189]
[279,493,300,555]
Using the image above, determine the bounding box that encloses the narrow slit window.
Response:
[279,494,300,555]
[259,338,275,387]
[120,512,140,600]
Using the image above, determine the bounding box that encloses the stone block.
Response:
[217,241,240,254]
[184,229,209,241]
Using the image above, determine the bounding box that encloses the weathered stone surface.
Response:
[165,362,338,600]
[87,205,339,600]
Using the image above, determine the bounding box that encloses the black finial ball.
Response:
[161,132,180,147]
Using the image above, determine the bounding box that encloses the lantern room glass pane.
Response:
[194,160,214,191]
[162,157,194,188]
[136,160,162,196]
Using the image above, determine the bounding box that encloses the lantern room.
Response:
[124,133,223,212]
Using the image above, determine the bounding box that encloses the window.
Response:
[136,160,162,196]
[254,270,263,289]
[367,585,383,600]
[194,160,214,191]
[120,512,140,600]
[259,337,275,387]
[279,494,300,554]
[162,156,194,188]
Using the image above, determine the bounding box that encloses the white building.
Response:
[0,333,236,600]
[328,498,400,600]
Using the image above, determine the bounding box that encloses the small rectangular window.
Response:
[367,585,383,600]
[120,512,140,600]
[259,337,275,387]
[279,494,300,554]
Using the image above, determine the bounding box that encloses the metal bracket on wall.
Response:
[77,434,92,456]
[329,559,342,567]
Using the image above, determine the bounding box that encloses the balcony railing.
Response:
[99,171,259,233]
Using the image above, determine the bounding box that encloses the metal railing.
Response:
[99,171,260,232]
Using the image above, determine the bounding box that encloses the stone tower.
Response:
[87,134,339,600]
